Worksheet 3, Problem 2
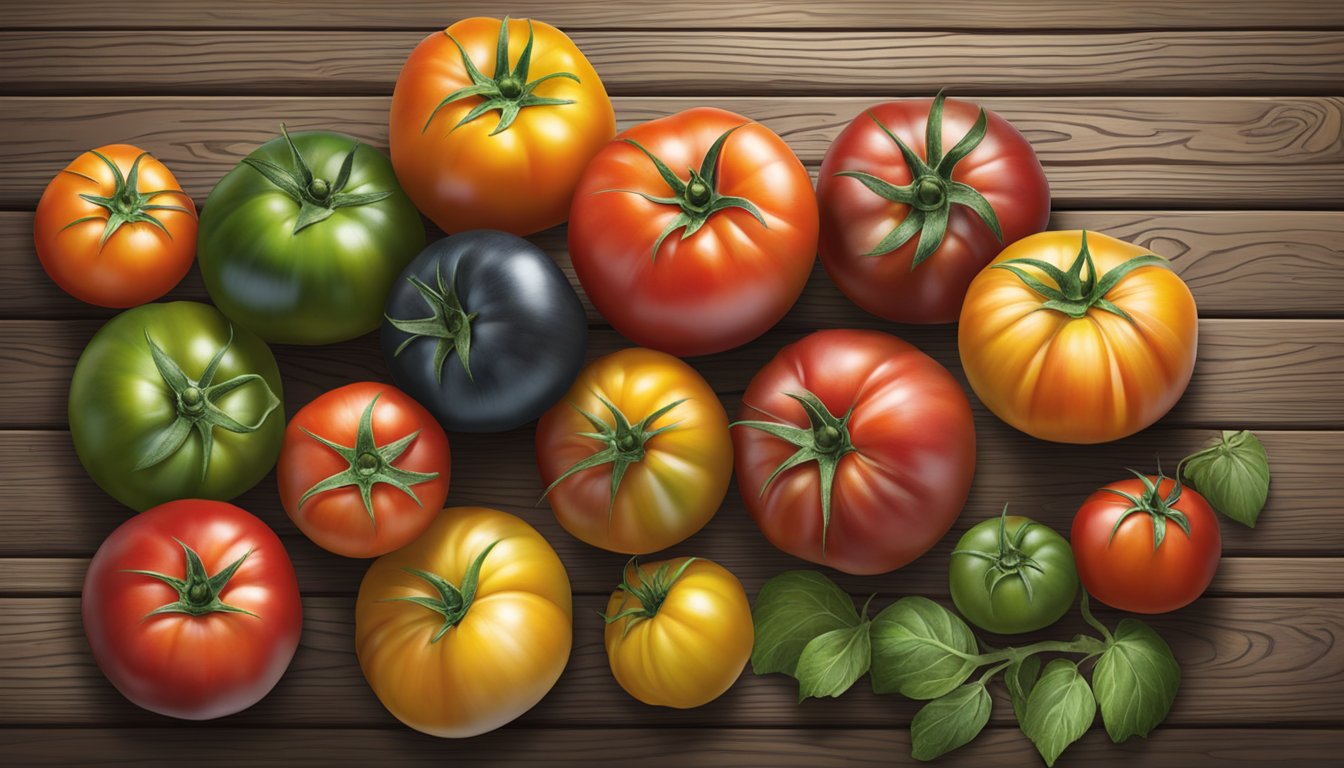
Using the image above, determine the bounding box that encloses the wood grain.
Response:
[3,96,1339,209]
[1,596,1339,727]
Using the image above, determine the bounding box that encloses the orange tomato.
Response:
[958,230,1198,444]
[389,16,615,236]
[34,145,196,307]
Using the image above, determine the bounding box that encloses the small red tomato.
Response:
[1071,472,1221,614]
[279,382,451,558]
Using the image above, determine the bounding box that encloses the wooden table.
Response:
[2,2,1343,765]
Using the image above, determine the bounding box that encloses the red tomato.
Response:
[81,500,302,720]
[732,329,976,575]
[279,382,451,558]
[818,93,1049,323]
[569,107,818,356]
[1071,472,1221,614]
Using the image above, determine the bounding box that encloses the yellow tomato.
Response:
[958,230,1198,444]
[604,557,753,708]
[355,506,572,737]
[535,348,732,554]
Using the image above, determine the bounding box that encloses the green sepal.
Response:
[602,557,698,638]
[1101,466,1194,550]
[122,538,259,619]
[61,150,194,248]
[993,230,1170,322]
[386,263,479,384]
[242,124,392,234]
[384,540,500,643]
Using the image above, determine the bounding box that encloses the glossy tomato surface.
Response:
[82,500,302,720]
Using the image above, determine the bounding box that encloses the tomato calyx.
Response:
[386,540,500,643]
[1101,467,1194,550]
[602,124,768,261]
[134,326,281,481]
[424,16,580,136]
[242,124,393,234]
[992,230,1170,321]
[732,390,856,551]
[386,262,479,384]
[603,557,698,637]
[834,90,1003,268]
[540,394,687,522]
[297,392,440,527]
[61,150,194,249]
[121,538,259,619]
[952,504,1048,602]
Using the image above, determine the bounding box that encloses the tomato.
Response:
[82,500,301,720]
[569,107,819,356]
[390,16,614,235]
[35,144,196,308]
[604,557,752,708]
[1071,471,1221,614]
[198,126,425,345]
[381,231,587,433]
[959,230,1198,444]
[949,505,1078,634]
[536,348,731,554]
[356,506,572,737]
[279,382,451,558]
[818,93,1049,323]
[732,329,976,575]
[69,301,285,511]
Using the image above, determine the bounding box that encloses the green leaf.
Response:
[910,683,993,762]
[1181,430,1271,528]
[795,623,871,700]
[869,597,980,699]
[1021,659,1096,767]
[1005,654,1042,726]
[1092,619,1180,743]
[751,571,860,676]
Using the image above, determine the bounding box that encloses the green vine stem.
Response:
[62,150,194,248]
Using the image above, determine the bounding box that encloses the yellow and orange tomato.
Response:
[958,230,1198,444]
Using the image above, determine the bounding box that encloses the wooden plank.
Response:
[8,1,1344,31]
[0,596,1338,727]
[5,210,1344,321]
[2,727,1342,768]
[0,429,1337,561]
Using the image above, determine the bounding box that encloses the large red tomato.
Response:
[1071,472,1221,614]
[818,93,1049,323]
[569,107,818,357]
[81,500,302,720]
[731,329,976,575]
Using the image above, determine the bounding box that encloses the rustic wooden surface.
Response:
[0,2,1341,766]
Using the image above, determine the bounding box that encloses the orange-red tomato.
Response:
[959,230,1198,444]
[35,144,196,307]
[389,17,614,235]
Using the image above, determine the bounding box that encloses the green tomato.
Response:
[949,505,1078,634]
[198,126,425,345]
[69,301,285,511]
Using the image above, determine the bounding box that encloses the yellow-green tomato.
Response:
[604,557,753,708]
[949,505,1077,635]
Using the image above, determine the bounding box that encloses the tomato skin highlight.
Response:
[1071,476,1222,614]
[35,144,196,308]
[81,500,302,720]
[949,512,1078,635]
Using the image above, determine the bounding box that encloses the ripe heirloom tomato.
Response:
[390,16,614,235]
[356,507,572,737]
[950,505,1077,635]
[1072,471,1221,614]
[82,500,302,720]
[959,230,1198,444]
[570,107,819,356]
[35,144,196,308]
[818,93,1049,324]
[604,557,752,708]
[536,348,732,554]
[732,329,976,575]
[279,382,451,558]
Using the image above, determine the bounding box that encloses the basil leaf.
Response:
[751,571,860,676]
[795,622,872,700]
[1181,429,1270,528]
[1021,659,1096,767]
[1092,618,1181,742]
[910,682,993,762]
[1005,654,1042,725]
[870,596,980,699]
